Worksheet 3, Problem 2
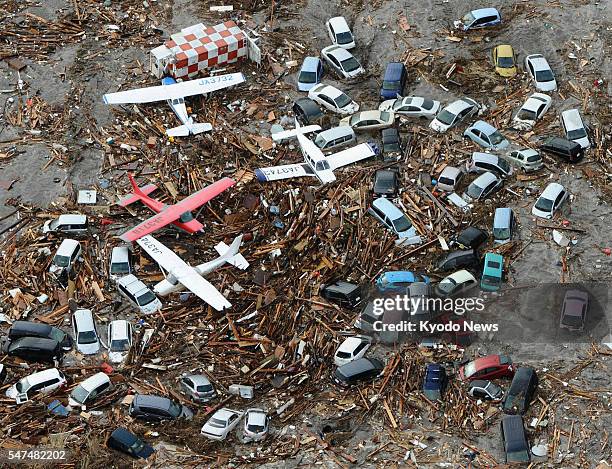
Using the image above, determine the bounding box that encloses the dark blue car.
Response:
[380,62,407,100]
[107,428,155,459]
[423,364,448,400]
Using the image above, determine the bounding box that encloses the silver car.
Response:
[369,197,420,244]
[503,148,543,172]
[243,408,270,442]
[463,172,502,202]
[321,45,364,79]
[72,309,100,355]
[339,110,395,131]
[180,374,216,402]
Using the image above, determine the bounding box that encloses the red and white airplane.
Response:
[118,174,235,242]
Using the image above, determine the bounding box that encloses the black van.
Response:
[321,281,362,308]
[502,367,538,414]
[437,249,480,271]
[540,137,584,163]
[7,337,62,363]
[9,321,72,351]
[333,357,384,386]
[500,415,531,464]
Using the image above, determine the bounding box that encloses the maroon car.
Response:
[459,354,514,381]
[559,290,589,331]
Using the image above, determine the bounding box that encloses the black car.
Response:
[9,321,72,351]
[437,249,479,271]
[333,357,384,386]
[500,415,530,464]
[7,337,62,363]
[455,227,488,250]
[292,98,326,126]
[107,428,155,459]
[128,394,194,422]
[502,367,538,415]
[320,281,362,308]
[372,169,400,198]
[381,128,404,161]
[540,136,584,163]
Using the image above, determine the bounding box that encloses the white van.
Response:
[69,372,113,407]
[42,214,88,235]
[314,126,356,152]
[50,239,82,274]
[5,368,67,404]
[560,109,590,149]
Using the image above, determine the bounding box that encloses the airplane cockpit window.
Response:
[315,161,330,171]
[180,212,194,223]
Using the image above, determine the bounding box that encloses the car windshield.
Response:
[516,109,536,121]
[535,197,554,212]
[392,100,405,111]
[438,177,454,186]
[482,274,501,286]
[462,12,475,24]
[562,313,583,327]
[349,115,362,126]
[130,439,145,454]
[567,128,587,140]
[392,215,412,233]
[437,278,457,293]
[382,80,397,90]
[527,154,541,162]
[384,141,400,152]
[335,93,352,108]
[340,57,360,72]
[48,219,61,230]
[49,328,66,343]
[168,402,182,418]
[78,331,97,345]
[379,112,391,122]
[111,262,130,274]
[421,99,435,110]
[467,183,484,198]
[210,417,228,428]
[486,382,502,395]
[16,377,30,393]
[336,32,353,44]
[137,291,157,306]
[110,339,130,352]
[70,385,90,404]
[535,69,554,82]
[489,131,506,145]
[498,57,514,67]
[463,361,477,378]
[494,228,511,240]
[497,158,510,172]
[196,384,213,392]
[435,109,456,125]
[299,71,316,84]
[248,423,265,433]
[53,255,70,267]
[336,351,352,359]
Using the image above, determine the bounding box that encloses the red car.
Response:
[459,354,514,381]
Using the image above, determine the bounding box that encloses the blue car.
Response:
[297,57,323,92]
[380,62,407,100]
[375,271,430,292]
[423,364,448,400]
[461,8,501,31]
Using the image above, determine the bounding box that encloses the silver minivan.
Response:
[42,214,88,235]
[314,126,356,152]
[493,208,515,244]
[465,152,513,177]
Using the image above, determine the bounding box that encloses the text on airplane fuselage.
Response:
[197,75,234,86]
[139,236,165,255]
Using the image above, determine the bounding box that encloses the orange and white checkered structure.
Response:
[150,21,247,79]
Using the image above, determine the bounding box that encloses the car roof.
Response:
[528,54,551,71]
[469,379,491,388]
[80,372,111,391]
[484,252,504,267]
[73,309,95,329]
[301,56,321,72]
[338,336,367,353]
[494,207,512,224]
[447,269,476,283]
[470,120,497,135]
[501,415,527,450]
[325,45,353,60]
[471,7,500,18]
[457,226,487,243]
[314,84,343,99]
[337,357,381,376]
[384,62,405,79]
[381,271,416,283]
[324,280,359,293]
[372,197,404,219]
[57,214,87,224]
[472,152,499,164]
[355,110,386,120]
[445,99,474,114]
[543,136,579,150]
[134,394,172,409]
[540,182,565,199]
[246,408,267,425]
[523,93,551,110]
[564,289,588,301]
[473,171,499,186]
[471,354,502,369]
[375,169,397,180]
[214,407,239,419]
[495,44,513,56]
[24,368,62,383]
[111,246,130,263]
[110,428,138,445]
[110,319,129,339]
[11,320,52,334]
[328,16,350,32]
[118,274,150,296]
[56,239,80,256]
[515,148,540,157]
[316,126,354,140]
[560,109,584,131]
[10,336,58,350]
[185,374,212,386]
[294,98,322,115]
[440,166,462,179]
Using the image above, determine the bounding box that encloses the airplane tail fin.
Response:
[118,173,158,207]
[166,122,212,137]
[214,235,249,270]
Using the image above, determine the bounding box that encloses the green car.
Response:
[481,253,503,291]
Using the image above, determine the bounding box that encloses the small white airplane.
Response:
[136,234,249,311]
[103,72,245,137]
[254,120,377,184]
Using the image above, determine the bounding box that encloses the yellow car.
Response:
[492,45,517,77]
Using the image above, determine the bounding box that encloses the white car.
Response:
[435,270,478,298]
[436,166,465,192]
[243,408,270,442]
[107,319,133,363]
[334,336,371,366]
[379,96,440,119]
[116,274,162,315]
[201,408,244,441]
[321,45,364,79]
[503,148,543,172]
[72,309,100,355]
[68,372,113,407]
[532,182,569,219]
[49,239,82,274]
[525,54,557,91]
[560,109,590,149]
[463,172,502,202]
[429,98,479,133]
[308,84,359,115]
[326,16,355,49]
[42,214,87,235]
[339,110,395,131]
[6,368,67,404]
[512,93,552,130]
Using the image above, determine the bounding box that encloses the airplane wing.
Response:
[103,72,245,104]
[271,125,321,142]
[326,143,377,171]
[119,178,235,242]
[136,236,231,311]
[254,163,315,182]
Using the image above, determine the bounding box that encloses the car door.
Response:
[320,95,335,111]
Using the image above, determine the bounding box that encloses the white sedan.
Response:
[201,408,244,441]
[512,93,552,130]
[308,83,359,115]
[321,45,364,80]
[379,96,440,119]
[340,110,395,131]
[334,336,371,366]
[429,98,480,133]
[525,54,557,92]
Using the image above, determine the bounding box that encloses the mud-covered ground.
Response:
[0,0,611,468]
